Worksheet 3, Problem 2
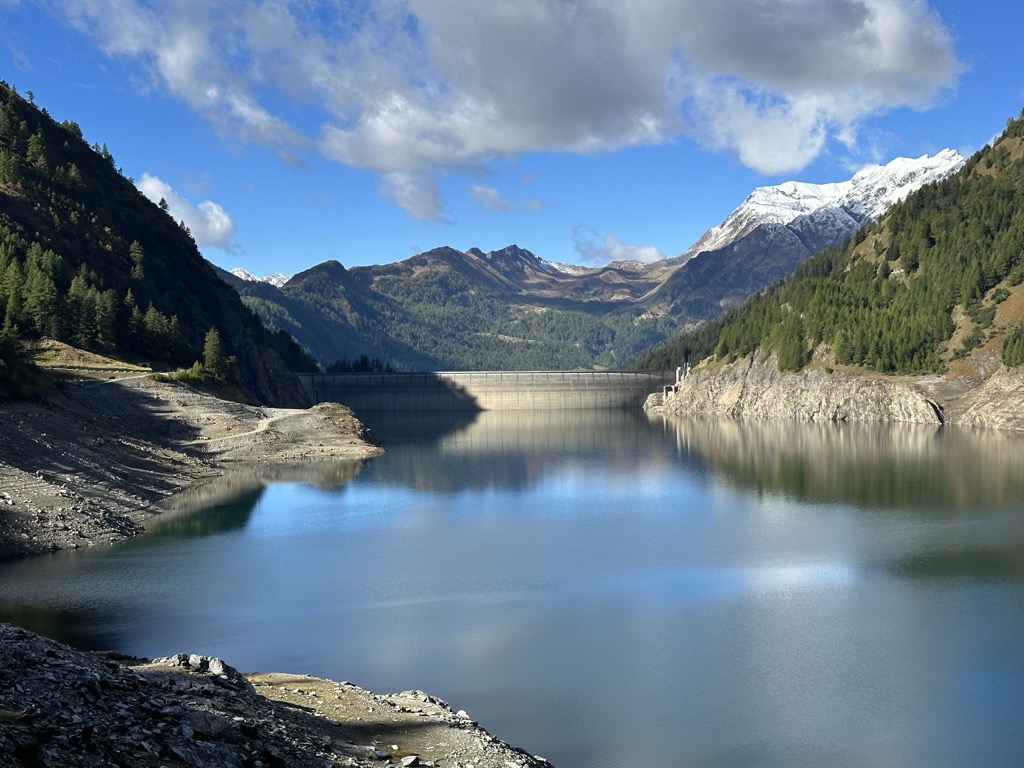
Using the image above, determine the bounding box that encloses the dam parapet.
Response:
[296,370,676,411]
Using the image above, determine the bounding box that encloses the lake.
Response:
[2,410,1024,768]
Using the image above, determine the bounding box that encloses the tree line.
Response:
[0,79,320,399]
[640,109,1024,373]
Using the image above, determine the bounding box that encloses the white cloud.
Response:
[53,0,961,217]
[135,172,238,253]
[573,228,665,266]
[469,184,543,213]
[469,185,511,212]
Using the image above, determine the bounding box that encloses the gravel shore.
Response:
[0,374,382,560]
[0,623,553,768]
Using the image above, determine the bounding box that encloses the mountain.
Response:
[643,150,967,319]
[233,246,681,370]
[680,149,966,260]
[639,108,1024,384]
[231,154,965,371]
[0,81,316,402]
[228,268,292,287]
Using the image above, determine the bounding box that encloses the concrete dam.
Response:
[296,370,676,411]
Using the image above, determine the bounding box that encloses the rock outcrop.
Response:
[650,354,944,425]
[0,623,553,768]
[936,369,1024,431]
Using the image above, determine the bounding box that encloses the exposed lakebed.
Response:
[3,410,1024,768]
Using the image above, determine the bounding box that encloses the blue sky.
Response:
[1,1,1022,277]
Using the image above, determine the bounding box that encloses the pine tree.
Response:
[129,241,145,280]
[95,289,117,351]
[203,326,226,378]
[1,259,24,332]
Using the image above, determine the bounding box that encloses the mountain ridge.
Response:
[228,150,967,371]
[678,149,966,262]
[0,81,316,402]
[640,108,1024,425]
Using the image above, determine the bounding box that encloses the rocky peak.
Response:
[228,267,292,287]
[680,150,966,261]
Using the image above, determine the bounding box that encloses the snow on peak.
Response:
[229,267,292,287]
[839,148,965,220]
[682,149,965,259]
[546,261,596,276]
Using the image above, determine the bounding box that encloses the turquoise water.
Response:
[3,411,1024,768]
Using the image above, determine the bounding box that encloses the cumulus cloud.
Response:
[573,228,665,266]
[52,0,961,216]
[135,173,238,253]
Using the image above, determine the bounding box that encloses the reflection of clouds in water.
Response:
[616,562,860,607]
[744,563,859,592]
[376,410,686,494]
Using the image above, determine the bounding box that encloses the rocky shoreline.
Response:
[0,375,383,560]
[0,623,553,768]
[648,353,1024,430]
[0,374,553,767]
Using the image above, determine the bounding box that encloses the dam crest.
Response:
[296,370,676,411]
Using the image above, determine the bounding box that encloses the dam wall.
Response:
[296,370,676,411]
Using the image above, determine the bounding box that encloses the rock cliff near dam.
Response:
[649,355,945,425]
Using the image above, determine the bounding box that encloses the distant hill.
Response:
[229,154,965,371]
[0,81,316,402]
[638,108,1024,378]
[229,247,680,370]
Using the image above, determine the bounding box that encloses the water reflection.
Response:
[897,542,1024,579]
[3,413,1024,768]
[654,414,1024,510]
[0,459,370,650]
[359,410,480,445]
[363,410,688,492]
[148,460,367,537]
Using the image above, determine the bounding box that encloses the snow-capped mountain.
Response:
[228,268,292,287]
[681,149,965,261]
[640,149,967,319]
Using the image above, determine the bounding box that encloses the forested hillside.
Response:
[234,248,679,371]
[0,82,316,400]
[639,109,1024,375]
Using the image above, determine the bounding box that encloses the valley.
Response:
[226,152,965,372]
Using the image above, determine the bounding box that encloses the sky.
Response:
[1,1,1022,278]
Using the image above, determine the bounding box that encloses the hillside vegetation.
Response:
[233,247,680,371]
[0,82,317,401]
[640,109,1024,375]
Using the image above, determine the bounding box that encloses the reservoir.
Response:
[2,411,1024,768]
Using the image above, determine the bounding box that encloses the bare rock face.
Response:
[947,370,1024,431]
[652,355,943,425]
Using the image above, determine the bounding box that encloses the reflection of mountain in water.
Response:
[356,410,480,445]
[0,600,122,653]
[148,460,367,537]
[655,414,1024,511]
[365,410,682,493]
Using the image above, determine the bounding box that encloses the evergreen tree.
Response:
[129,241,145,280]
[774,312,808,372]
[1002,325,1024,367]
[95,289,117,351]
[1,258,24,331]
[203,326,226,378]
